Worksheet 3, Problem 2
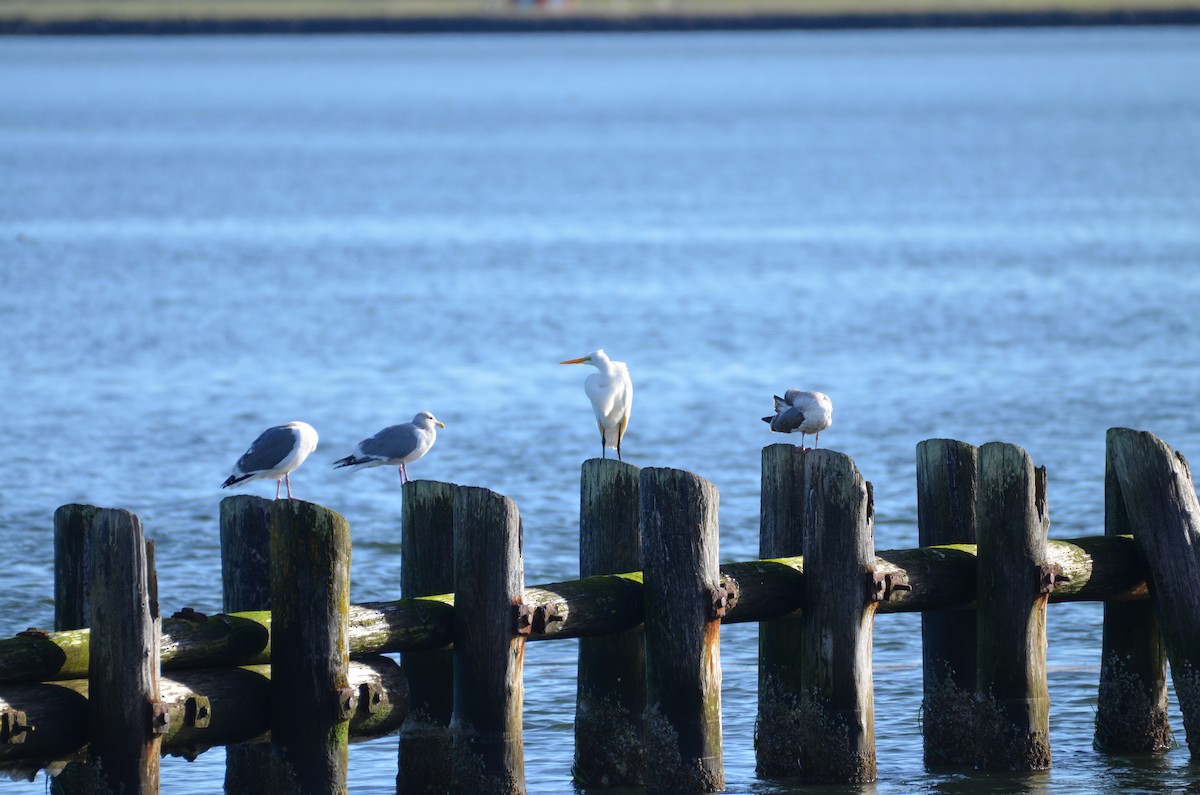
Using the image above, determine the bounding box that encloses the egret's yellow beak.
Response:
[435,421,446,429]
[560,356,591,365]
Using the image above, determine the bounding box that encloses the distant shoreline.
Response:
[4,8,1200,36]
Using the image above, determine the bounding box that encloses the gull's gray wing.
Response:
[769,406,807,434]
[236,425,298,474]
[359,423,421,461]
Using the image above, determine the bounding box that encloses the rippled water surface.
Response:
[2,26,1200,793]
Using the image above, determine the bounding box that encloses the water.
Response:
[1,25,1199,793]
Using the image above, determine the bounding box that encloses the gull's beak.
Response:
[560,356,591,365]
[435,421,446,429]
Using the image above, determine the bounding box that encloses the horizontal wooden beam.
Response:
[0,656,406,765]
[0,536,1146,685]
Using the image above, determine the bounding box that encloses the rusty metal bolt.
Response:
[149,701,170,735]
[172,607,209,622]
[1038,562,1068,594]
[513,603,535,636]
[869,571,888,602]
[723,580,740,612]
[709,582,738,620]
[335,686,358,721]
[16,628,50,640]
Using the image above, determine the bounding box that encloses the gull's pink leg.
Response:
[274,479,282,500]
[285,473,294,499]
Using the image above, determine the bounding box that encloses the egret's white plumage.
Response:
[221,421,319,500]
[560,349,633,461]
[333,411,445,485]
[762,388,833,450]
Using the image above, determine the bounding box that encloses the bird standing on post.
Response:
[333,411,445,485]
[560,349,633,461]
[221,421,319,500]
[762,388,833,450]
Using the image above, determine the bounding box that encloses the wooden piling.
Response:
[795,450,877,784]
[574,458,644,788]
[220,495,272,614]
[450,486,525,795]
[398,480,456,795]
[974,442,1051,770]
[1108,427,1200,754]
[268,500,353,795]
[87,508,162,794]
[915,439,978,766]
[219,494,275,795]
[640,467,724,792]
[53,504,99,632]
[755,443,806,777]
[1095,428,1171,752]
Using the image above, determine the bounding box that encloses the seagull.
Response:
[221,421,319,500]
[333,411,445,485]
[560,349,633,461]
[762,389,833,450]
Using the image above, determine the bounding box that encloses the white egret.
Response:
[221,421,319,500]
[560,349,633,461]
[762,388,833,450]
[333,411,445,485]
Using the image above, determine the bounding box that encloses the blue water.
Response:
[2,25,1200,793]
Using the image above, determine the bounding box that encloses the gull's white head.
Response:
[413,411,446,429]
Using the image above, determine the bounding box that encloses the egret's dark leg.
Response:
[617,434,623,462]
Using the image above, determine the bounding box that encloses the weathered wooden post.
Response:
[54,504,99,631]
[450,486,525,795]
[974,442,1052,770]
[795,450,877,784]
[219,494,275,794]
[398,480,456,794]
[755,443,806,777]
[575,458,644,788]
[268,500,353,795]
[88,508,162,794]
[1108,428,1200,754]
[915,439,978,766]
[640,467,724,792]
[1095,428,1171,752]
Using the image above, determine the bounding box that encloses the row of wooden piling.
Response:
[0,428,1197,792]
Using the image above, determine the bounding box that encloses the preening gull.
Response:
[560,349,633,461]
[221,421,319,500]
[333,411,445,485]
[762,389,833,450]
